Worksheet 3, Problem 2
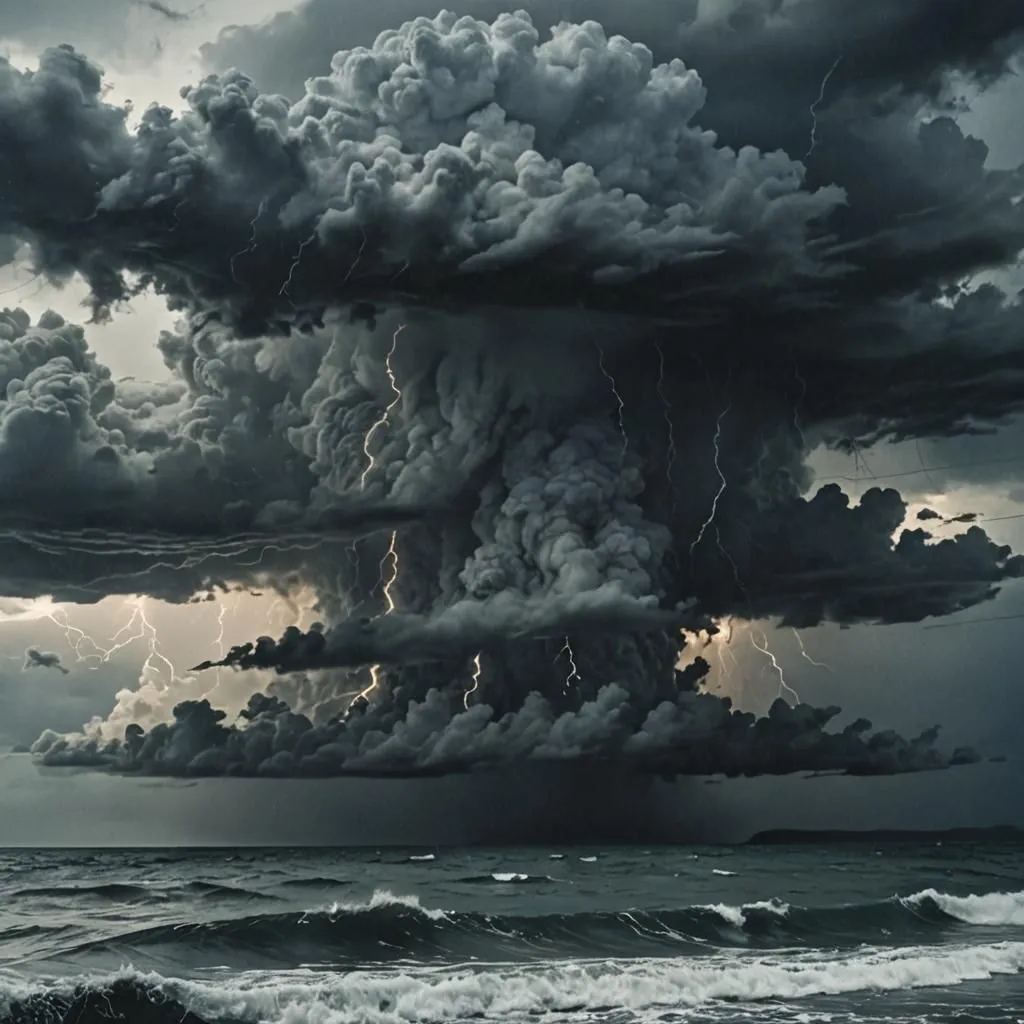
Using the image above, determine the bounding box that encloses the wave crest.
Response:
[5,942,1024,1024]
[39,887,1024,972]
[903,889,1024,927]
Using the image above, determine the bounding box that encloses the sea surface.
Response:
[1,842,1022,1023]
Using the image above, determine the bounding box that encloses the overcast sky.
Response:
[1,0,1024,843]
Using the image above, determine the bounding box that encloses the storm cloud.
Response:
[1,4,1021,778]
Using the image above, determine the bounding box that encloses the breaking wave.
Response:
[41,888,1024,969]
[902,889,1024,927]
[4,941,1024,1024]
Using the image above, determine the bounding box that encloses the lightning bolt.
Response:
[60,538,325,597]
[714,626,742,694]
[35,597,181,682]
[595,341,627,459]
[135,599,180,681]
[655,343,676,497]
[213,601,228,685]
[840,437,878,502]
[229,199,268,283]
[464,652,483,710]
[349,529,401,711]
[380,530,399,616]
[750,628,801,705]
[690,401,731,558]
[278,228,319,300]
[557,636,582,694]
[341,231,368,285]
[360,324,406,491]
[792,628,834,673]
[691,618,743,697]
[791,358,808,450]
[38,601,151,669]
[38,606,107,667]
[714,524,750,605]
[805,55,842,162]
[267,595,290,633]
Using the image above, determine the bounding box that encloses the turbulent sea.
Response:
[1,843,1023,1023]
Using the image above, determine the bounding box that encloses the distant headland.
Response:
[746,826,1024,845]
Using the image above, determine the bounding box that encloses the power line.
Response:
[822,454,1024,483]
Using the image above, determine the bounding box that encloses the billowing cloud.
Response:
[33,686,978,778]
[0,306,424,602]
[0,18,845,332]
[3,6,1023,778]
[200,0,1024,115]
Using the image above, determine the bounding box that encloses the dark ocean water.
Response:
[1,842,1023,1023]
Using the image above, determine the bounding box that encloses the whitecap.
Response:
[23,940,1023,1023]
[903,888,1024,926]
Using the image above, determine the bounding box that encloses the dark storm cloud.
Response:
[0,26,844,334]
[200,0,1024,113]
[196,592,699,675]
[0,306,428,601]
[7,5,1024,779]
[22,647,68,674]
[695,484,1024,628]
[198,0,1024,301]
[32,687,978,779]
[194,1,1024,365]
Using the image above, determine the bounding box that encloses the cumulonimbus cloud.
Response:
[0,5,1020,777]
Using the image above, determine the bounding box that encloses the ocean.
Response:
[1,842,1022,1023]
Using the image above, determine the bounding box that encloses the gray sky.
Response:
[2,754,1021,846]
[1,0,1023,843]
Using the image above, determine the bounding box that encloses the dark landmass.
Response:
[747,826,1024,845]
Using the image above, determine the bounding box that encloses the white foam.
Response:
[15,941,1020,1024]
[903,889,1024,926]
[408,854,436,862]
[491,873,529,883]
[310,889,448,922]
[579,856,598,863]
[701,900,791,928]
[705,903,745,928]
[712,869,737,877]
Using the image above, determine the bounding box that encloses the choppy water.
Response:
[1,842,1023,1023]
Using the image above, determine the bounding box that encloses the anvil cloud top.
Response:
[2,0,1024,778]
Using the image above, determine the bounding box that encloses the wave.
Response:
[186,882,278,902]
[12,882,164,901]
[41,887,1024,970]
[701,899,790,929]
[11,881,273,903]
[277,876,351,890]
[5,942,1024,1024]
[903,889,1024,926]
[458,873,555,884]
